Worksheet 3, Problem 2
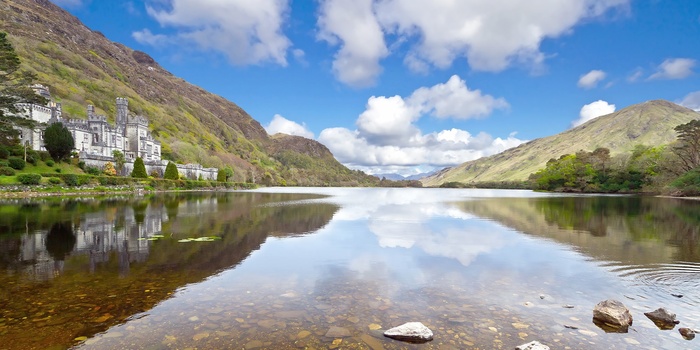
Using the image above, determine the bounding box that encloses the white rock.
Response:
[515,340,550,350]
[383,322,433,342]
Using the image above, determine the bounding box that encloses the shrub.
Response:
[63,174,79,186]
[17,173,41,185]
[78,161,86,170]
[103,162,116,176]
[45,160,55,167]
[131,157,148,178]
[0,148,9,159]
[149,170,160,178]
[54,168,62,173]
[85,166,101,176]
[26,154,37,165]
[38,151,51,162]
[48,177,62,185]
[164,162,179,180]
[8,157,25,170]
[0,166,15,176]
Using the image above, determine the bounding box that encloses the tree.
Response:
[673,120,700,173]
[217,168,227,182]
[131,157,148,178]
[43,122,74,161]
[112,150,125,175]
[164,161,179,180]
[0,32,46,146]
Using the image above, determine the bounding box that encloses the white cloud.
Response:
[627,68,644,83]
[648,58,696,80]
[140,0,291,66]
[571,100,616,127]
[132,29,170,47]
[317,0,388,87]
[318,76,521,173]
[318,0,629,86]
[577,69,606,89]
[679,91,700,111]
[265,114,314,139]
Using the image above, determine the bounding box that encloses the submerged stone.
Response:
[383,322,433,343]
[325,326,351,338]
[679,328,696,340]
[592,299,632,332]
[644,308,679,330]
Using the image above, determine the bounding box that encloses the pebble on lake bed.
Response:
[679,328,696,340]
[383,322,433,343]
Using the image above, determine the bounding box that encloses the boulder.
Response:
[515,340,550,350]
[644,308,679,330]
[679,328,696,340]
[592,299,633,332]
[383,322,433,343]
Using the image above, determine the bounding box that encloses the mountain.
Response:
[0,0,376,186]
[422,100,700,186]
[373,171,438,181]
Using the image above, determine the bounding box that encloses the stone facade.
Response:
[12,86,219,180]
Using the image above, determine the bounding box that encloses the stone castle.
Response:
[14,85,217,180]
[16,84,161,162]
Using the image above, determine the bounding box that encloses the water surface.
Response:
[1,188,699,349]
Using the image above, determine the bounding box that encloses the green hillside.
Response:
[0,0,377,186]
[423,100,700,186]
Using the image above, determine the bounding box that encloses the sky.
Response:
[51,0,700,176]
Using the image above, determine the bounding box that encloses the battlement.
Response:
[88,114,108,122]
[127,115,149,126]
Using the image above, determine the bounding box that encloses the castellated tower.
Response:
[87,104,95,119]
[116,97,128,125]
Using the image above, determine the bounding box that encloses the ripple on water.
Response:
[605,261,700,306]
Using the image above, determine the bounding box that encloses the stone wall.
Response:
[79,153,218,181]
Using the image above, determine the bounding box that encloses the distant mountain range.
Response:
[373,171,437,181]
[422,100,700,186]
[0,0,377,186]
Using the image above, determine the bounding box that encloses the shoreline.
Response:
[0,186,246,199]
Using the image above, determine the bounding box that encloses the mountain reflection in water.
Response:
[0,188,699,350]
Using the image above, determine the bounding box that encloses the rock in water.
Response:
[644,308,680,330]
[383,322,433,343]
[592,299,633,332]
[679,328,696,340]
[515,341,550,350]
[325,326,351,338]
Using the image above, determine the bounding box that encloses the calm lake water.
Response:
[1,188,699,350]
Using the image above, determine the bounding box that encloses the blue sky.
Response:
[52,0,700,176]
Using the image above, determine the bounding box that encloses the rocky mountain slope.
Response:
[0,0,376,186]
[423,100,700,186]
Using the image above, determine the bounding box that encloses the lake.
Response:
[0,188,699,349]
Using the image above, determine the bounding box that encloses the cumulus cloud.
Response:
[679,91,700,111]
[138,0,291,66]
[648,58,696,80]
[318,76,521,173]
[132,29,170,47]
[577,69,606,89]
[318,0,629,86]
[265,114,314,139]
[571,100,616,127]
[317,0,388,87]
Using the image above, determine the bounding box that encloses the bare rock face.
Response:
[679,328,696,340]
[644,308,680,330]
[515,340,550,350]
[592,299,633,332]
[383,322,433,343]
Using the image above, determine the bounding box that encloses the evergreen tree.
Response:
[673,120,700,172]
[131,157,148,178]
[164,161,179,180]
[0,32,47,146]
[217,168,227,182]
[43,122,74,161]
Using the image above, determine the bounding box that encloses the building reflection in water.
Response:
[12,197,219,281]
